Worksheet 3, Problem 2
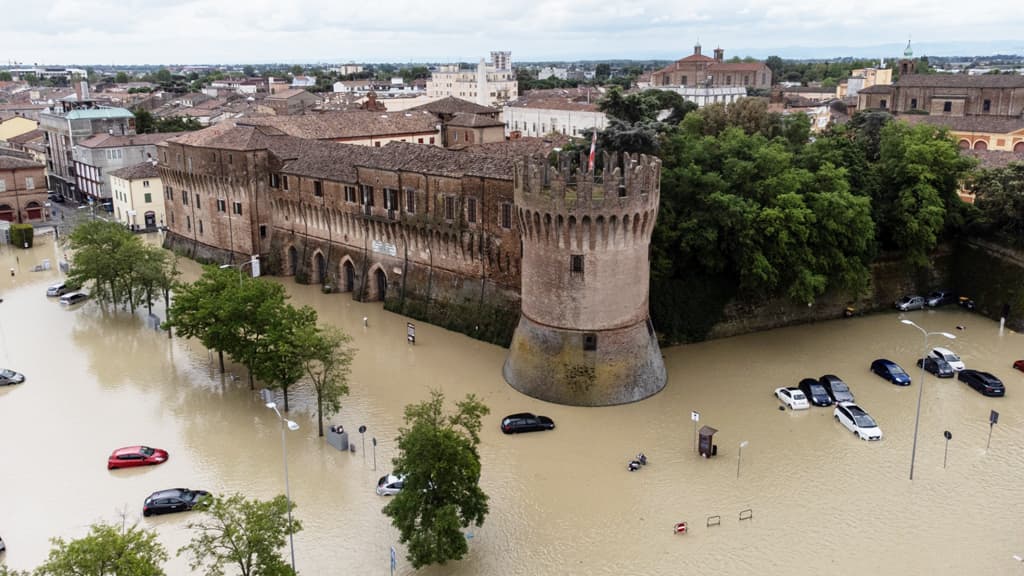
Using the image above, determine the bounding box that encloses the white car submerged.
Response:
[930,347,965,372]
[775,387,810,410]
[834,402,882,441]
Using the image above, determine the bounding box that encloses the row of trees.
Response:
[2,494,299,576]
[167,264,355,435]
[590,89,977,342]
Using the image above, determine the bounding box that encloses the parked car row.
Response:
[103,444,209,516]
[46,281,89,305]
[776,375,856,411]
[895,289,957,311]
[876,347,1009,397]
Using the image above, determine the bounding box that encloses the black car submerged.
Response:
[798,378,833,407]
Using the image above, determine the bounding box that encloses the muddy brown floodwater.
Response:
[2,234,1024,575]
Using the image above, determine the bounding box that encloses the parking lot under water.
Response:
[1,234,1023,575]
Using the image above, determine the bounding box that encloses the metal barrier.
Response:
[706,515,721,528]
[739,509,753,521]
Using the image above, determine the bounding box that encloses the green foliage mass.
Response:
[179,494,301,576]
[37,522,168,576]
[383,390,490,569]
[970,161,1024,248]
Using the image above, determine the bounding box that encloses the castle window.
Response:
[583,333,597,351]
[181,190,188,206]
[467,197,477,223]
[314,181,323,197]
[910,98,918,109]
[880,99,887,110]
[217,199,226,212]
[344,185,357,203]
[198,220,203,235]
[283,175,290,191]
[194,193,201,210]
[259,224,267,238]
[983,99,991,112]
[270,174,280,188]
[500,203,512,229]
[361,185,374,206]
[943,101,952,113]
[681,75,688,86]
[405,188,416,213]
[233,201,242,215]
[570,254,584,278]
[443,196,455,220]
[186,215,191,231]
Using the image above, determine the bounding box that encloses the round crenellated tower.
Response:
[503,150,667,406]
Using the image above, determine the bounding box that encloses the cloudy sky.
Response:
[1,0,1022,65]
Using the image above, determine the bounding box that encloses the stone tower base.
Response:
[503,315,667,406]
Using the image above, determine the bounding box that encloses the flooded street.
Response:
[2,233,1024,575]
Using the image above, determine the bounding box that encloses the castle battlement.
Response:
[514,151,661,214]
[514,151,661,252]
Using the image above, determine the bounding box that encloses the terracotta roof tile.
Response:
[446,112,505,128]
[78,132,178,148]
[110,161,160,180]
[0,155,43,169]
[408,96,499,116]
[238,110,439,140]
[506,87,603,112]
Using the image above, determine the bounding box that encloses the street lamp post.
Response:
[901,319,956,481]
[266,401,299,574]
[737,440,749,479]
[219,257,259,286]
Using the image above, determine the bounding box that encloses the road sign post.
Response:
[943,430,952,469]
[987,410,999,450]
[407,322,416,344]
[372,437,377,471]
[359,425,367,464]
[691,411,700,453]
[390,545,396,576]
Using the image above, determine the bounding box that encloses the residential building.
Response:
[268,77,291,94]
[265,89,322,115]
[426,52,518,106]
[2,129,46,165]
[504,88,608,138]
[444,113,506,149]
[291,76,317,88]
[331,64,364,75]
[407,97,500,147]
[39,102,136,201]
[837,66,892,99]
[0,151,48,222]
[240,111,441,146]
[650,44,773,90]
[110,161,164,230]
[73,132,175,204]
[0,115,38,142]
[7,67,87,82]
[537,67,568,80]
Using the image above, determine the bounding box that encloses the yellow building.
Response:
[0,116,38,142]
[902,115,1024,152]
[109,161,165,230]
[837,67,893,100]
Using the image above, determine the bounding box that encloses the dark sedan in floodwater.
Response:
[871,359,912,385]
[142,488,210,516]
[917,356,955,378]
[798,378,833,407]
[501,413,555,434]
[958,369,1005,397]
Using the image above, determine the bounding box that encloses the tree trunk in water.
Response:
[283,385,290,412]
[248,370,254,390]
[163,287,172,339]
[146,287,153,315]
[317,394,324,437]
[218,350,225,372]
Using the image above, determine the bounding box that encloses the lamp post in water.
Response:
[737,440,748,479]
[266,401,299,574]
[901,319,956,481]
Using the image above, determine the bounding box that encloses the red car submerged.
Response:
[108,446,169,470]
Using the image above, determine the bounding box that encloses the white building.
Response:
[109,161,165,230]
[426,52,517,106]
[538,67,568,80]
[654,86,747,107]
[503,88,608,138]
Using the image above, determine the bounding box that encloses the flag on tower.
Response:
[587,128,597,172]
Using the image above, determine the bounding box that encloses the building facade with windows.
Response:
[426,52,518,106]
[650,44,772,90]
[73,132,174,205]
[39,102,136,201]
[503,88,609,138]
[109,161,165,230]
[0,152,48,223]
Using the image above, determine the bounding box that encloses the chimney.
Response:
[714,47,724,62]
[694,43,702,56]
[80,79,90,100]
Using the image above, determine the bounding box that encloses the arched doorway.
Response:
[973,140,988,151]
[287,246,297,276]
[25,201,42,221]
[0,204,13,222]
[343,260,355,292]
[144,211,156,228]
[314,252,327,285]
[374,268,387,301]
[1015,142,1024,153]
[958,139,971,150]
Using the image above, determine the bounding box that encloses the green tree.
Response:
[67,220,140,307]
[290,64,304,76]
[0,71,12,81]
[253,303,318,412]
[179,494,301,576]
[38,522,168,576]
[595,63,611,81]
[132,107,156,133]
[230,277,292,390]
[972,162,1024,247]
[0,566,31,576]
[298,325,355,436]
[383,390,490,569]
[154,68,172,83]
[875,121,974,266]
[243,65,256,77]
[165,265,241,372]
[115,72,129,84]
